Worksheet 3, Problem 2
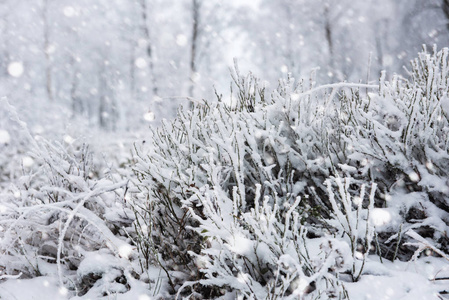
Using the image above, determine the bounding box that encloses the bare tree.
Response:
[138,0,158,97]
[129,39,136,99]
[98,58,119,130]
[70,58,81,116]
[442,0,449,31]
[43,0,53,101]
[324,4,333,66]
[189,0,200,107]
[0,2,10,76]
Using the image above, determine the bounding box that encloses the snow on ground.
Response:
[0,265,165,300]
[0,277,153,300]
[345,256,449,300]
[0,276,68,300]
[0,256,447,299]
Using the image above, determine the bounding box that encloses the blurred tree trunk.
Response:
[98,61,107,129]
[129,40,136,100]
[189,0,200,108]
[0,4,9,76]
[139,0,158,97]
[98,58,119,131]
[43,0,53,101]
[324,4,334,71]
[443,0,449,31]
[282,0,296,76]
[70,63,81,116]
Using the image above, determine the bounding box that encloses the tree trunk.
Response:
[324,5,333,69]
[283,1,296,76]
[189,0,200,108]
[43,0,53,101]
[129,40,136,99]
[70,62,81,116]
[139,0,158,97]
[443,0,449,31]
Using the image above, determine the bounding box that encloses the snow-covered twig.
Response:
[405,229,449,262]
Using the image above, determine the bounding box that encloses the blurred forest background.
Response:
[1,0,449,134]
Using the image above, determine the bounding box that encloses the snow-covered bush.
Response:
[177,178,352,299]
[339,46,449,260]
[132,69,374,297]
[0,106,137,296]
[133,48,449,298]
[0,101,32,190]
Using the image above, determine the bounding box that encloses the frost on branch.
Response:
[133,47,449,298]
[0,107,135,296]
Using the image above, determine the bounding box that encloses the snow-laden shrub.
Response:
[0,101,32,191]
[339,46,449,259]
[0,107,137,296]
[132,69,372,297]
[177,177,358,299]
[133,48,449,298]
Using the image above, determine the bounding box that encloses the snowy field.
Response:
[0,256,447,299]
[2,1,449,299]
